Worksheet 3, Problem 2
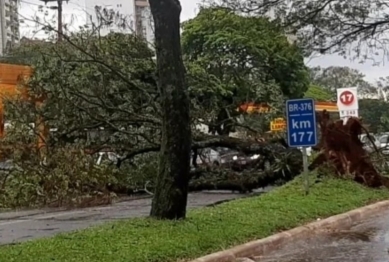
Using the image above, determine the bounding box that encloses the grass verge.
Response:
[1,174,388,262]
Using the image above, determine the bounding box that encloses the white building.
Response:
[0,0,20,55]
[85,0,154,45]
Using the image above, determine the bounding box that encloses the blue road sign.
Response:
[286,98,317,147]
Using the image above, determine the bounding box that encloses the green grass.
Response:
[1,175,388,262]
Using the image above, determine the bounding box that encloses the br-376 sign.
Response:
[286,98,317,147]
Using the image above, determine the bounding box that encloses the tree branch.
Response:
[117,133,290,167]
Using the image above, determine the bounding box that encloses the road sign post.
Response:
[337,87,358,122]
[286,98,317,195]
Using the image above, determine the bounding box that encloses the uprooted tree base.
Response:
[310,110,389,188]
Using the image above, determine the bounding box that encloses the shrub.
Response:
[0,123,163,208]
[0,126,101,207]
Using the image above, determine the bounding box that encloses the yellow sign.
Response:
[270,118,286,131]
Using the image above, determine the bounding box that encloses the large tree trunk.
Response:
[149,0,192,219]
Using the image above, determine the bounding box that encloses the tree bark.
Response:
[149,0,192,219]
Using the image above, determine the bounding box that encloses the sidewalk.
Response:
[258,210,389,261]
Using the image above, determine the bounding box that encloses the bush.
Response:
[0,124,158,208]
[0,125,117,208]
[0,144,118,208]
[114,152,159,193]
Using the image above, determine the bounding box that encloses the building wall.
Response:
[133,0,154,45]
[0,0,20,55]
[85,0,154,46]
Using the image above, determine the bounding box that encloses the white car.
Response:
[95,152,121,165]
[193,147,234,166]
[378,134,389,155]
[360,134,381,153]
[191,147,256,167]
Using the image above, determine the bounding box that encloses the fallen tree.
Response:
[189,147,302,192]
[118,134,291,166]
[309,110,389,188]
[0,131,303,206]
[111,140,303,194]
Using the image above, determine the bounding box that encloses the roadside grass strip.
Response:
[1,174,388,262]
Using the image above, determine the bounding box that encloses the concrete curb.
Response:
[190,200,389,262]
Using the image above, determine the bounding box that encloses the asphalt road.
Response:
[258,210,389,262]
[0,191,258,245]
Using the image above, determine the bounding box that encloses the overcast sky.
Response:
[18,0,388,83]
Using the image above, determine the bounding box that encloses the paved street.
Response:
[0,191,257,245]
[258,210,389,262]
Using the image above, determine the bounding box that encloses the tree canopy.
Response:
[0,6,314,215]
[359,99,389,133]
[216,0,389,61]
[309,66,374,98]
[2,10,312,151]
[2,32,159,153]
[182,7,310,134]
[304,84,333,101]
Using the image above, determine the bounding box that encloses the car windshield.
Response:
[361,135,376,143]
[215,147,236,155]
[379,135,389,144]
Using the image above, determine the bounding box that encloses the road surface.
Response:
[0,191,259,245]
[258,210,389,262]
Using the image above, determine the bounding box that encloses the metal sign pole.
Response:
[302,147,309,195]
[286,98,317,196]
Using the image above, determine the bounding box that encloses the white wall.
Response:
[0,0,19,55]
[139,6,154,46]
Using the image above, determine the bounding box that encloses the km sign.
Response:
[286,98,317,147]
[290,119,311,129]
[286,98,317,195]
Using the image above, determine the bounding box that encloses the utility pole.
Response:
[39,0,67,41]
[57,0,63,41]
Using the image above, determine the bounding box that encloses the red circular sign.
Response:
[339,90,354,105]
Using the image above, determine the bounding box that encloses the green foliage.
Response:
[307,66,389,133]
[0,9,320,208]
[304,84,333,101]
[182,7,310,134]
[3,10,313,144]
[359,99,389,133]
[0,122,161,208]
[375,76,389,98]
[4,31,159,153]
[218,0,389,61]
[118,153,159,190]
[0,125,118,208]
[284,0,389,59]
[1,174,388,261]
[309,66,374,98]
[1,32,167,208]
